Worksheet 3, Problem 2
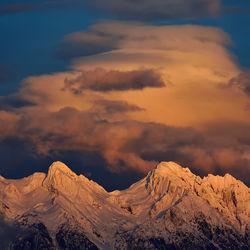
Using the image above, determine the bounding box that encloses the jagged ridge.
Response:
[0,161,249,249]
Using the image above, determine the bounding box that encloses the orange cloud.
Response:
[65,22,247,128]
[0,22,250,185]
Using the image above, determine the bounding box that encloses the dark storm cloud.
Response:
[87,99,144,121]
[202,120,250,144]
[0,95,35,111]
[197,120,250,184]
[0,139,142,191]
[0,107,199,173]
[63,68,165,93]
[0,65,11,84]
[0,106,250,186]
[92,99,144,114]
[92,0,221,21]
[229,71,250,96]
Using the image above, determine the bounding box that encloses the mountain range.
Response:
[0,161,249,249]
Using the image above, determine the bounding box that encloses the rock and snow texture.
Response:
[0,161,249,249]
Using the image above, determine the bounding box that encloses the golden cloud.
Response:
[0,22,250,184]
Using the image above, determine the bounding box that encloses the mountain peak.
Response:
[47,161,76,177]
[154,161,191,176]
[144,162,195,200]
[42,161,106,198]
[147,161,194,182]
[0,161,249,249]
[42,161,78,194]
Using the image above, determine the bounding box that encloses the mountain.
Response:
[0,161,249,250]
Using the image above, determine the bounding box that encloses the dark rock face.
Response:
[6,220,249,250]
[10,223,54,250]
[7,221,99,250]
[127,238,171,250]
[123,210,249,250]
[56,224,99,250]
[194,214,249,250]
[211,227,249,250]
[127,235,218,250]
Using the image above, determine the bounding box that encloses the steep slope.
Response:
[0,161,249,249]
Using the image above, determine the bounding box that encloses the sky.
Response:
[0,0,250,190]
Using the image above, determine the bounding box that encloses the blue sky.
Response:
[0,5,105,93]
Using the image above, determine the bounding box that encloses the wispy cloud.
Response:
[92,0,221,21]
[0,0,80,16]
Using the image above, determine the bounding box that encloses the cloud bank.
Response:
[0,22,250,185]
[0,104,249,184]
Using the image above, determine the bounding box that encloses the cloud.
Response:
[0,107,157,173]
[0,107,201,174]
[91,99,144,117]
[56,31,119,60]
[63,68,165,93]
[228,71,250,96]
[0,0,221,19]
[0,1,81,16]
[1,0,247,21]
[91,0,221,21]
[0,95,35,111]
[0,22,250,186]
[65,22,247,129]
[57,21,232,60]
[0,106,249,185]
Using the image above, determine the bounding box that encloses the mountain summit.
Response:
[0,161,249,249]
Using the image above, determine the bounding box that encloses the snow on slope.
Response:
[0,161,249,249]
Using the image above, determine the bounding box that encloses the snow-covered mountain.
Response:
[0,161,249,249]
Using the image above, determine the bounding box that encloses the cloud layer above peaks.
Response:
[0,22,250,186]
